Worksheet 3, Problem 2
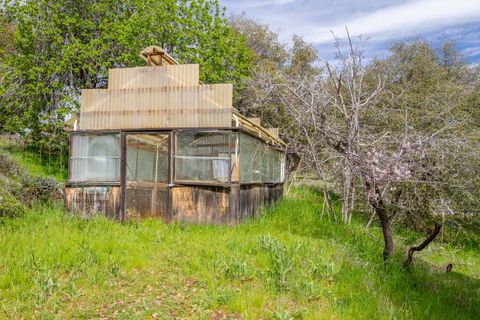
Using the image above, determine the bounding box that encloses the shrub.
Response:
[18,174,62,205]
[0,147,62,212]
[0,190,26,217]
[0,153,21,178]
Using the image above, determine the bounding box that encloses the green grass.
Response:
[0,136,67,181]
[0,188,478,319]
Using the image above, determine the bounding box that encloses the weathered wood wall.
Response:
[171,185,231,224]
[234,184,283,222]
[65,186,121,219]
[65,184,283,224]
[169,184,283,225]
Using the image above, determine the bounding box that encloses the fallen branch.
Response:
[403,222,442,267]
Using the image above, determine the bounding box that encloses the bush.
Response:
[0,146,62,212]
[0,153,21,178]
[0,190,26,217]
[18,174,62,205]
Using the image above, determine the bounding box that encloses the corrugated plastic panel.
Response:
[79,84,233,130]
[108,65,199,89]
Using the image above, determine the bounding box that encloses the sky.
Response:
[219,0,480,63]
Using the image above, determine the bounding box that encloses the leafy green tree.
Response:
[287,35,319,79]
[117,0,252,83]
[0,12,14,60]
[230,15,288,127]
[230,14,288,69]
[0,9,15,130]
[0,0,252,142]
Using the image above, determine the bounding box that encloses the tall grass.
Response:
[0,187,478,319]
[0,136,67,181]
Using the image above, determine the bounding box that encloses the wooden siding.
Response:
[171,185,231,224]
[65,183,283,224]
[170,184,282,225]
[236,184,283,221]
[108,65,199,89]
[65,186,121,219]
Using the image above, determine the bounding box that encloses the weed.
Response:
[34,269,58,301]
[271,310,292,320]
[311,262,336,282]
[215,256,253,281]
[107,256,122,278]
[258,235,294,292]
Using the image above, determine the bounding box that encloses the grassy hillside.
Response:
[0,135,478,319]
[0,189,478,319]
[0,135,67,182]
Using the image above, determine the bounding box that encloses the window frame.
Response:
[238,132,285,184]
[68,131,121,184]
[173,129,234,185]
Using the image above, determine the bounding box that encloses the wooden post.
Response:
[120,132,127,221]
[151,145,159,217]
[167,131,175,221]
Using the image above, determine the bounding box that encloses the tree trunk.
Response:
[365,181,394,260]
[341,167,352,223]
[403,222,442,267]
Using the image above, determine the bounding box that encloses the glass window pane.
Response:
[239,133,284,183]
[70,134,120,182]
[126,134,169,183]
[175,131,232,183]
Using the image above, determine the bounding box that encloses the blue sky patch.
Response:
[220,0,480,64]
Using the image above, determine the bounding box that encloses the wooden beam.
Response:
[139,46,179,66]
[234,111,286,146]
[248,118,261,126]
[268,128,279,138]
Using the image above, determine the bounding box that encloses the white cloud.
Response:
[220,0,480,62]
[303,0,480,43]
[462,45,480,58]
[222,0,297,10]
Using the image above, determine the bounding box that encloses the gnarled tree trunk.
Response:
[366,181,394,260]
[403,222,442,267]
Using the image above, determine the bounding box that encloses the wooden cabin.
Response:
[65,47,285,225]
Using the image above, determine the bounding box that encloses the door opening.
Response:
[125,133,169,220]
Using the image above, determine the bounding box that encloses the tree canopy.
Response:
[0,0,252,139]
[234,21,480,258]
